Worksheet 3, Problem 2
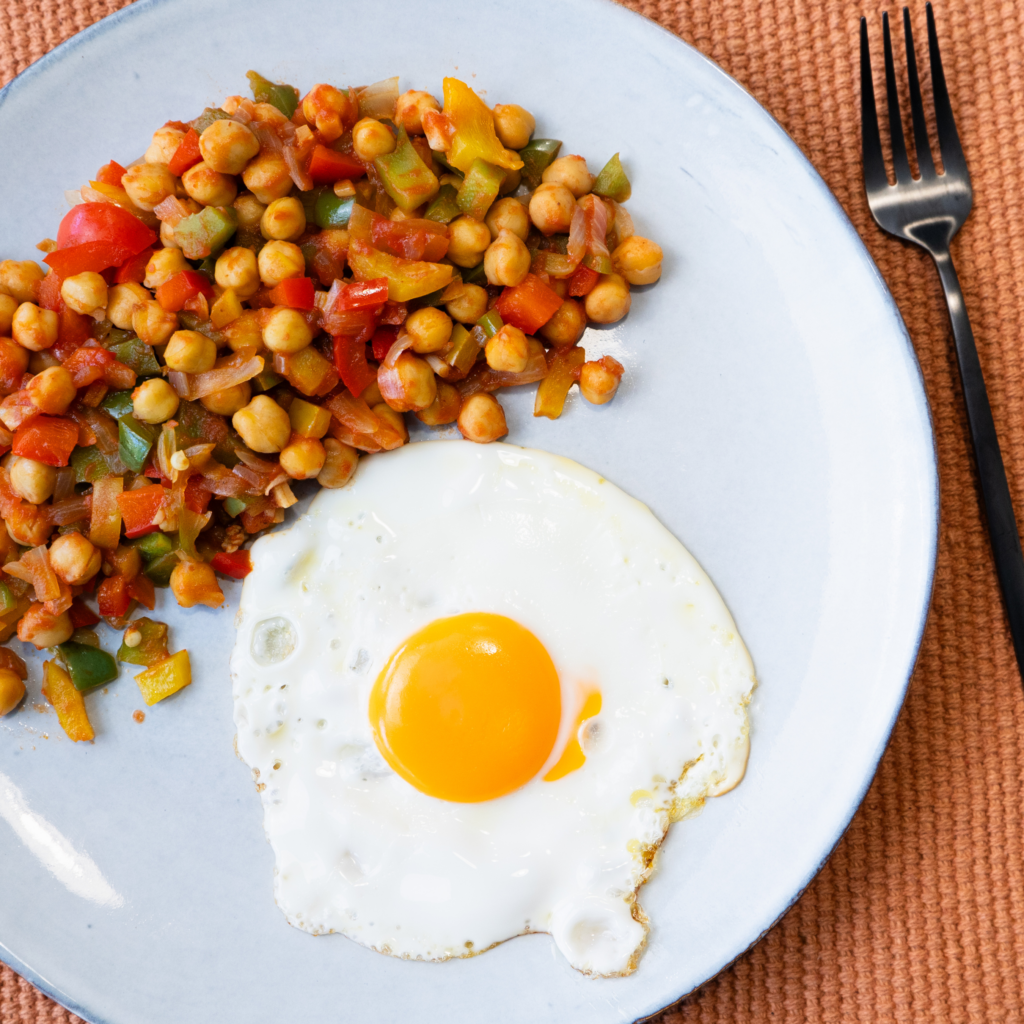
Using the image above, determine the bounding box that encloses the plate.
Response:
[0,0,937,1021]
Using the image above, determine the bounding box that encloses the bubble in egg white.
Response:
[251,616,296,666]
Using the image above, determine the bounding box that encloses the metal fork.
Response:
[861,3,1024,681]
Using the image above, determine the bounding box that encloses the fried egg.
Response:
[230,441,755,976]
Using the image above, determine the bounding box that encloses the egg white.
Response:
[230,441,755,976]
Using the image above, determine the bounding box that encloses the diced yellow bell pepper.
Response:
[347,239,453,302]
[442,78,524,175]
[0,593,32,643]
[89,476,124,551]
[135,649,191,706]
[210,288,243,329]
[42,660,94,742]
[289,398,332,439]
[534,346,585,419]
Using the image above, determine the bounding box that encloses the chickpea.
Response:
[260,197,306,242]
[199,119,260,175]
[132,301,179,347]
[17,604,72,649]
[49,532,102,585]
[0,336,29,381]
[485,197,529,241]
[107,282,150,330]
[122,162,177,212]
[492,104,535,151]
[371,402,408,443]
[8,456,55,504]
[280,435,326,480]
[0,260,45,303]
[145,125,185,164]
[215,246,260,299]
[160,220,179,249]
[542,155,593,198]
[6,507,50,547]
[233,193,267,230]
[406,307,453,354]
[170,559,224,609]
[579,358,624,405]
[447,216,492,268]
[361,379,383,407]
[240,151,292,205]
[540,298,587,347]
[352,118,396,162]
[0,668,25,716]
[445,282,489,323]
[395,90,440,134]
[262,307,312,354]
[0,295,17,336]
[132,378,180,424]
[485,324,529,373]
[12,303,58,351]
[252,102,289,127]
[302,83,357,142]
[200,380,251,417]
[584,273,632,324]
[164,330,217,373]
[458,392,507,444]
[232,395,291,453]
[612,236,663,286]
[483,230,531,287]
[144,248,190,290]
[58,271,107,317]
[381,352,437,412]
[415,380,461,426]
[27,366,75,415]
[528,183,576,235]
[258,241,305,288]
[182,162,238,207]
[317,438,359,488]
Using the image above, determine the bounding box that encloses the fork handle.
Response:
[934,248,1024,675]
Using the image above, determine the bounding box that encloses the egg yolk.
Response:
[369,613,561,803]
[543,690,602,782]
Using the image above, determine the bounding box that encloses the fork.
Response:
[861,3,1024,680]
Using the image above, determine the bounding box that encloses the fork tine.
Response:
[902,7,935,178]
[860,17,889,193]
[882,12,913,183]
[926,2,969,179]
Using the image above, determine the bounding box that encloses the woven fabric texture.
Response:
[3,0,1024,1021]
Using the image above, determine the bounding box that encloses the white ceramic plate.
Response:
[0,0,937,1021]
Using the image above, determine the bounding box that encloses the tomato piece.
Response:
[167,128,202,177]
[68,598,100,629]
[102,360,137,390]
[63,346,114,388]
[56,202,156,254]
[267,277,316,310]
[307,144,366,184]
[379,301,407,325]
[36,271,63,312]
[332,278,390,310]
[97,574,132,619]
[568,264,600,297]
[12,417,79,467]
[127,573,156,611]
[114,246,154,285]
[155,270,215,312]
[210,550,253,579]
[184,475,211,515]
[95,161,127,187]
[45,240,135,277]
[116,484,165,538]
[370,215,449,262]
[333,335,378,396]
[371,326,399,362]
[495,273,564,334]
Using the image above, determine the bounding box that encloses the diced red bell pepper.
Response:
[52,307,94,363]
[95,161,127,187]
[184,475,212,515]
[128,573,156,611]
[210,550,253,579]
[45,240,136,277]
[307,144,367,184]
[156,270,215,313]
[36,271,63,312]
[568,264,600,298]
[371,326,399,362]
[68,598,100,629]
[114,246,154,285]
[97,574,132,619]
[168,128,202,176]
[63,346,115,388]
[370,215,449,262]
[333,335,378,396]
[56,203,156,255]
[116,484,165,538]
[495,273,564,334]
[12,417,79,467]
[268,277,316,310]
[333,278,390,310]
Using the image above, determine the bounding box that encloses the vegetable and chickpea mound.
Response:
[0,72,662,739]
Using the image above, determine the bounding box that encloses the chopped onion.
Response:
[457,348,548,397]
[357,77,399,119]
[382,331,414,370]
[156,422,178,482]
[284,143,314,192]
[153,195,194,226]
[567,204,586,264]
[44,494,92,525]
[64,190,84,208]
[201,463,251,498]
[272,482,297,508]
[53,467,76,503]
[3,545,60,602]
[169,354,263,400]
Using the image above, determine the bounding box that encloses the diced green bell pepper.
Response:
[144,551,179,588]
[592,153,631,204]
[134,531,174,561]
[424,184,461,225]
[101,389,135,420]
[410,287,446,309]
[445,323,483,375]
[191,107,233,134]
[118,415,158,473]
[195,255,218,284]
[246,71,298,118]
[462,261,489,286]
[175,206,239,260]
[476,309,504,339]
[117,617,170,668]
[519,139,562,190]
[0,581,14,615]
[374,127,439,213]
[252,368,284,393]
[108,337,160,377]
[315,192,355,229]
[222,497,247,518]
[456,159,505,221]
[70,445,115,484]
[582,253,614,274]
[59,641,118,691]
[69,628,100,647]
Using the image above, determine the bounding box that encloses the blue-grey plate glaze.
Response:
[0,1,937,1021]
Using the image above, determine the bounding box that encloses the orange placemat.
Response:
[3,1,1024,1021]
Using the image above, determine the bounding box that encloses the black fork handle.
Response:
[934,248,1024,675]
